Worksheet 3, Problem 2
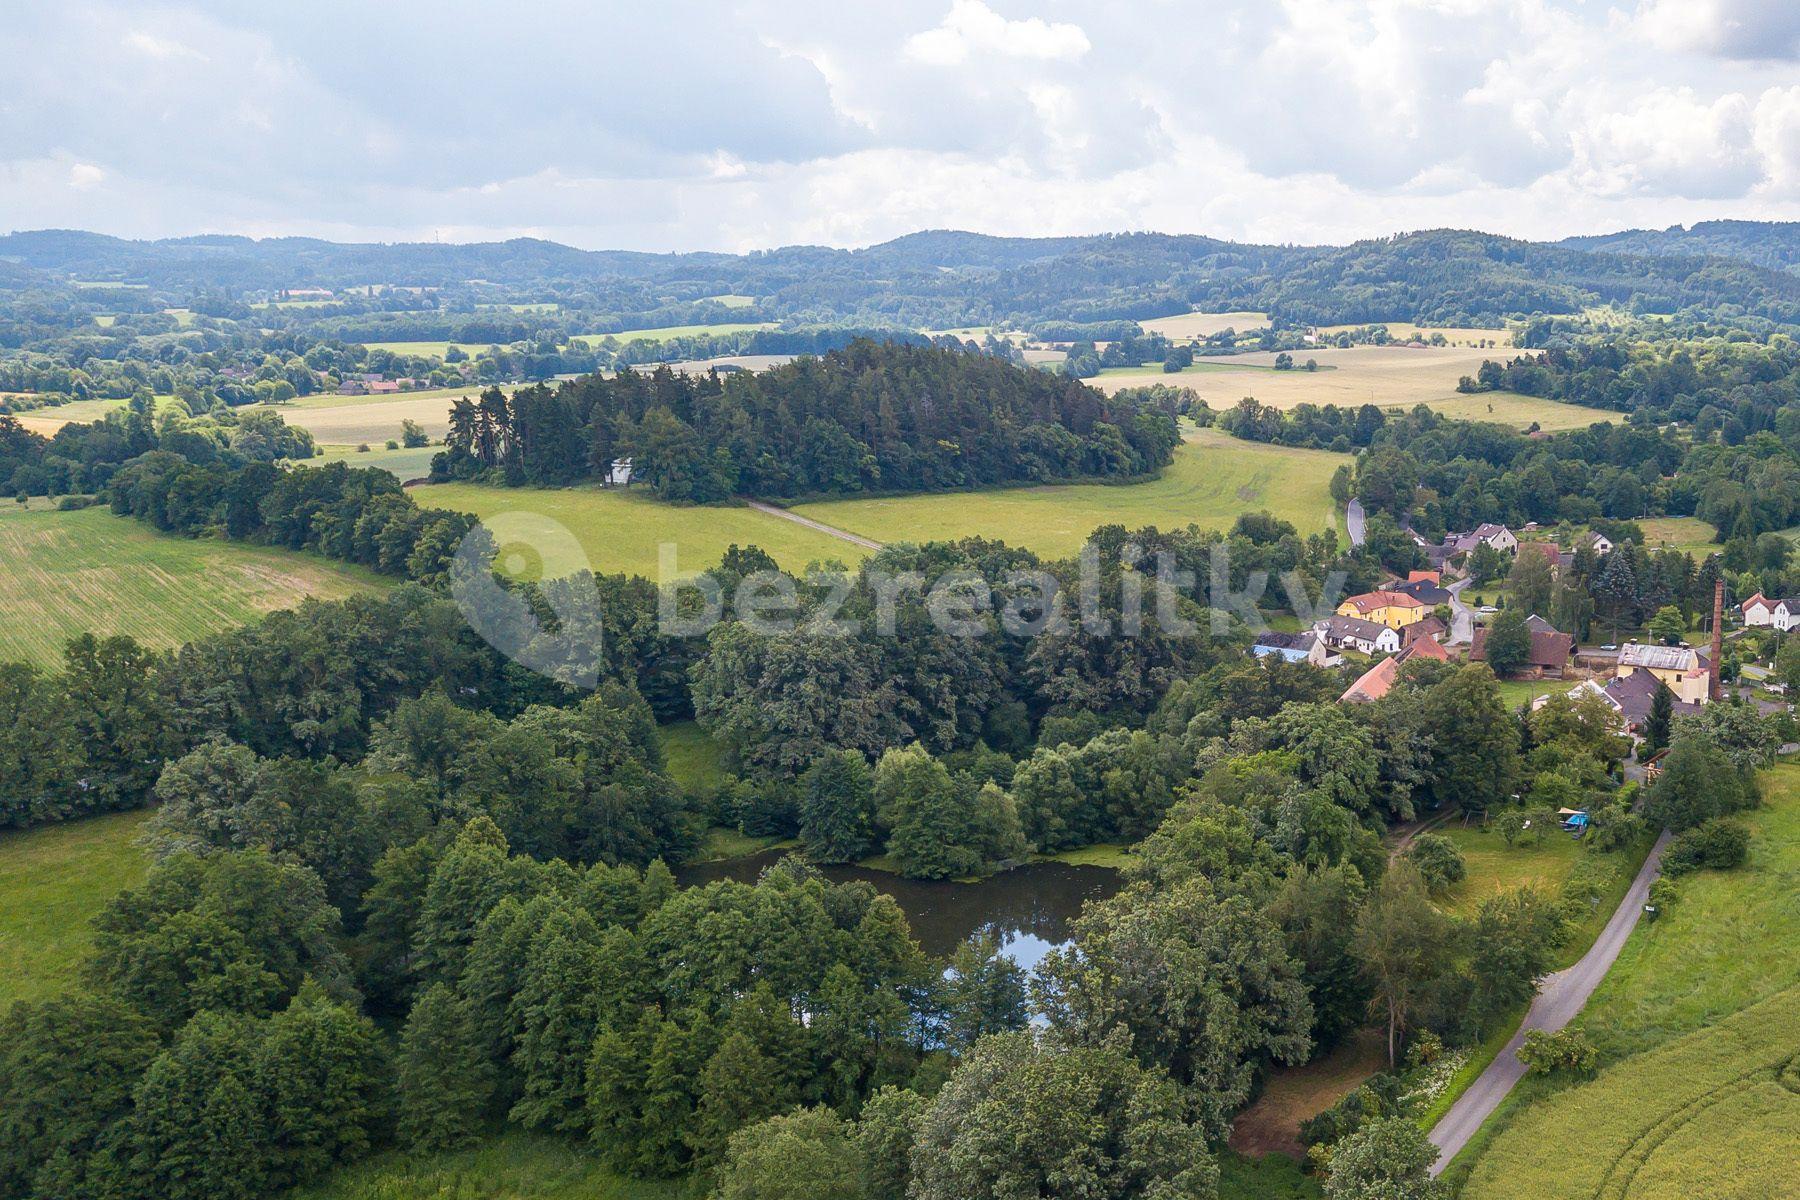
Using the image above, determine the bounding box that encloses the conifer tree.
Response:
[398,983,493,1151]
[800,749,878,863]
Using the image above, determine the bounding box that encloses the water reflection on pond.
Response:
[677,852,1124,972]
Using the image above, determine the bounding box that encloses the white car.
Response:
[1478,605,1498,614]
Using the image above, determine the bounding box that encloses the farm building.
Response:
[1615,642,1711,705]
[1251,630,1339,667]
[1317,615,1402,655]
[1470,621,1574,678]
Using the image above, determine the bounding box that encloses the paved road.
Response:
[742,499,886,551]
[1446,577,1475,646]
[1427,828,1671,1175]
[1347,498,1366,547]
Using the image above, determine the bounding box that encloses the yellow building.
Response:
[1336,590,1429,630]
[1615,642,1711,706]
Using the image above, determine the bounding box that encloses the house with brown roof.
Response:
[1742,593,1774,627]
[1470,621,1575,678]
[1336,589,1430,629]
[1341,655,1399,704]
[1402,614,1448,646]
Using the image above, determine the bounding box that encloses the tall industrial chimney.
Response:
[1711,578,1724,702]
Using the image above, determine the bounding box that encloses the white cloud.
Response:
[6,0,1800,251]
[1635,0,1800,62]
[904,0,1090,66]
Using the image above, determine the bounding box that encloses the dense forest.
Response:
[433,340,1182,501]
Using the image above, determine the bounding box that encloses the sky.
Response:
[5,0,1800,252]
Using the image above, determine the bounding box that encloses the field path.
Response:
[741,499,886,551]
[1346,498,1366,547]
[1428,828,1671,1174]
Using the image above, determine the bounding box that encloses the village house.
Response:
[1772,599,1800,633]
[1402,614,1449,647]
[1615,642,1711,705]
[1336,589,1430,629]
[1470,619,1575,678]
[1451,522,1517,556]
[1581,530,1614,555]
[1317,615,1402,656]
[1556,674,1704,737]
[1339,637,1448,703]
[1251,630,1341,667]
[1518,541,1572,574]
[1742,593,1775,627]
[1384,573,1452,606]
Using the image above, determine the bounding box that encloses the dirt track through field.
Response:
[740,500,886,551]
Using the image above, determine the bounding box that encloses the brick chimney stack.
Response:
[1711,578,1724,702]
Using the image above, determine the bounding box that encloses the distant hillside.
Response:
[7,224,1800,328]
[1561,220,1800,275]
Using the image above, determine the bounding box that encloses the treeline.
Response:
[434,340,1182,501]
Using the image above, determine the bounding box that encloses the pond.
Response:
[676,852,1124,973]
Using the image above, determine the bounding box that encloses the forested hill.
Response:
[434,339,1182,501]
[1561,220,1800,275]
[11,225,1800,329]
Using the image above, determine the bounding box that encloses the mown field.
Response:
[789,427,1349,557]
[1138,310,1269,339]
[414,482,868,580]
[1096,345,1616,432]
[312,443,440,480]
[0,506,384,666]
[0,809,149,1008]
[1456,762,1800,1197]
[1636,516,1719,559]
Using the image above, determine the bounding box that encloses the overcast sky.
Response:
[6,0,1800,251]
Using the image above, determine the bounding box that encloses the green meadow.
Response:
[413,482,868,580]
[1454,762,1800,1197]
[789,427,1350,556]
[0,810,150,1008]
[0,505,384,667]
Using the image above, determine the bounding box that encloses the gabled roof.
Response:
[1603,672,1703,724]
[1524,613,1561,634]
[1342,589,1427,614]
[1389,578,1451,605]
[1618,642,1698,671]
[1254,631,1316,651]
[1403,614,1448,643]
[1398,635,1450,662]
[1470,625,1575,670]
[1321,614,1393,644]
[1341,656,1399,703]
[1741,592,1770,612]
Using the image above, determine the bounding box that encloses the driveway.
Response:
[1347,498,1366,547]
[1446,578,1475,646]
[740,499,885,551]
[1426,828,1671,1174]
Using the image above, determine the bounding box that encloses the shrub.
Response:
[1662,819,1750,877]
[1403,834,1466,893]
[1404,1029,1445,1070]
[1299,1073,1405,1147]
[1517,1028,1597,1076]
[1645,877,1678,920]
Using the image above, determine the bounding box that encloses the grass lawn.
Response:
[294,1133,701,1200]
[311,443,440,481]
[1033,843,1135,869]
[1094,345,1614,432]
[1491,677,1573,710]
[1452,762,1800,1197]
[0,810,149,1008]
[573,321,774,346]
[657,720,728,799]
[1437,821,1589,917]
[789,427,1350,557]
[0,506,384,667]
[1637,515,1720,560]
[414,482,867,580]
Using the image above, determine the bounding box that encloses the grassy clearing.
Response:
[413,482,867,580]
[1438,822,1588,917]
[294,1133,701,1200]
[1217,1149,1321,1199]
[1096,346,1615,432]
[0,506,383,667]
[1637,516,1719,560]
[1230,1028,1387,1159]
[1033,843,1135,869]
[310,443,440,481]
[789,427,1349,557]
[702,294,756,308]
[0,810,149,1008]
[694,827,795,863]
[573,321,774,346]
[1138,310,1269,339]
[281,390,487,444]
[9,396,133,434]
[1454,763,1800,1197]
[657,721,728,799]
